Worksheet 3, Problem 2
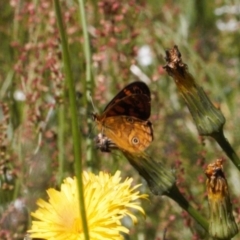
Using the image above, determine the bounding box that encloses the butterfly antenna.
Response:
[89,93,97,113]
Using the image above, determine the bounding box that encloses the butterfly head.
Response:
[92,113,97,121]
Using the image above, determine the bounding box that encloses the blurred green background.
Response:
[0,0,240,239]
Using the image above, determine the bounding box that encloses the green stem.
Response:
[167,184,209,231]
[211,130,240,171]
[77,0,94,170]
[54,1,89,240]
[57,103,64,185]
[0,70,14,100]
[77,0,91,89]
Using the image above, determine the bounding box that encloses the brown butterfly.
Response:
[93,81,153,153]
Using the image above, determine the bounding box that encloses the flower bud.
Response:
[164,45,225,136]
[205,159,238,239]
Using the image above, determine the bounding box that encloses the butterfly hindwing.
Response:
[102,116,153,153]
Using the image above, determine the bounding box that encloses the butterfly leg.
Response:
[94,133,118,152]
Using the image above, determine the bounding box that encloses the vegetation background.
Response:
[0,0,240,239]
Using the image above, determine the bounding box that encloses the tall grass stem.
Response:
[54,1,89,239]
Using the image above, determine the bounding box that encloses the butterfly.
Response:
[93,81,153,153]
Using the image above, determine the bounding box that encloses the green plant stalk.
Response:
[57,103,65,185]
[211,130,240,171]
[77,0,94,170]
[78,0,91,89]
[54,1,89,239]
[0,70,14,100]
[13,133,22,201]
[167,184,208,231]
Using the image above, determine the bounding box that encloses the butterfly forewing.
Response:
[104,81,150,112]
[104,94,150,120]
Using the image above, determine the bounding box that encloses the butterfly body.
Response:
[93,82,153,153]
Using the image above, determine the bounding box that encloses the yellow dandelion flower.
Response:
[28,171,148,240]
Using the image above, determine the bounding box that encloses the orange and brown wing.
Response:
[102,116,153,153]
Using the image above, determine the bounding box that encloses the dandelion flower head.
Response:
[28,170,147,240]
